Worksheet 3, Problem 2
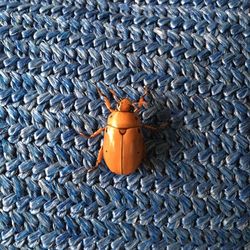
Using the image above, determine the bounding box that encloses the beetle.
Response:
[80,87,164,175]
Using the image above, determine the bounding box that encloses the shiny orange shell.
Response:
[103,111,144,175]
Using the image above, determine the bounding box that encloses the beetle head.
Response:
[117,98,134,112]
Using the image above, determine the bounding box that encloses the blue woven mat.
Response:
[0,1,250,249]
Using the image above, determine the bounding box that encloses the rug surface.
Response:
[0,0,249,249]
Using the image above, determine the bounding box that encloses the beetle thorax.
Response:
[117,99,133,112]
[107,111,141,128]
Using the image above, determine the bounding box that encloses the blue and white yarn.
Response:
[0,0,249,249]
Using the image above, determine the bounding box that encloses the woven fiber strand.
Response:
[0,0,250,249]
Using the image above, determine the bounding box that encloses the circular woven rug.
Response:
[0,1,249,249]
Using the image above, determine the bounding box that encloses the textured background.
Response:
[0,0,250,249]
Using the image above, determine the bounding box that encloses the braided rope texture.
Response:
[0,0,250,249]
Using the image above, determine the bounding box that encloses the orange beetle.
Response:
[80,87,160,175]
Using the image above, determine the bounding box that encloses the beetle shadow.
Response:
[140,98,179,174]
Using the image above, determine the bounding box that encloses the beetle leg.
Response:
[102,96,114,112]
[143,122,169,131]
[109,89,120,103]
[137,98,147,110]
[80,127,104,139]
[88,146,103,172]
[97,88,114,112]
[143,125,158,130]
[134,86,148,112]
[95,146,103,167]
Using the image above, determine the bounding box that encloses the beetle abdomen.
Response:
[103,126,144,175]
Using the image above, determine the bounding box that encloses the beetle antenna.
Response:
[143,86,148,97]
